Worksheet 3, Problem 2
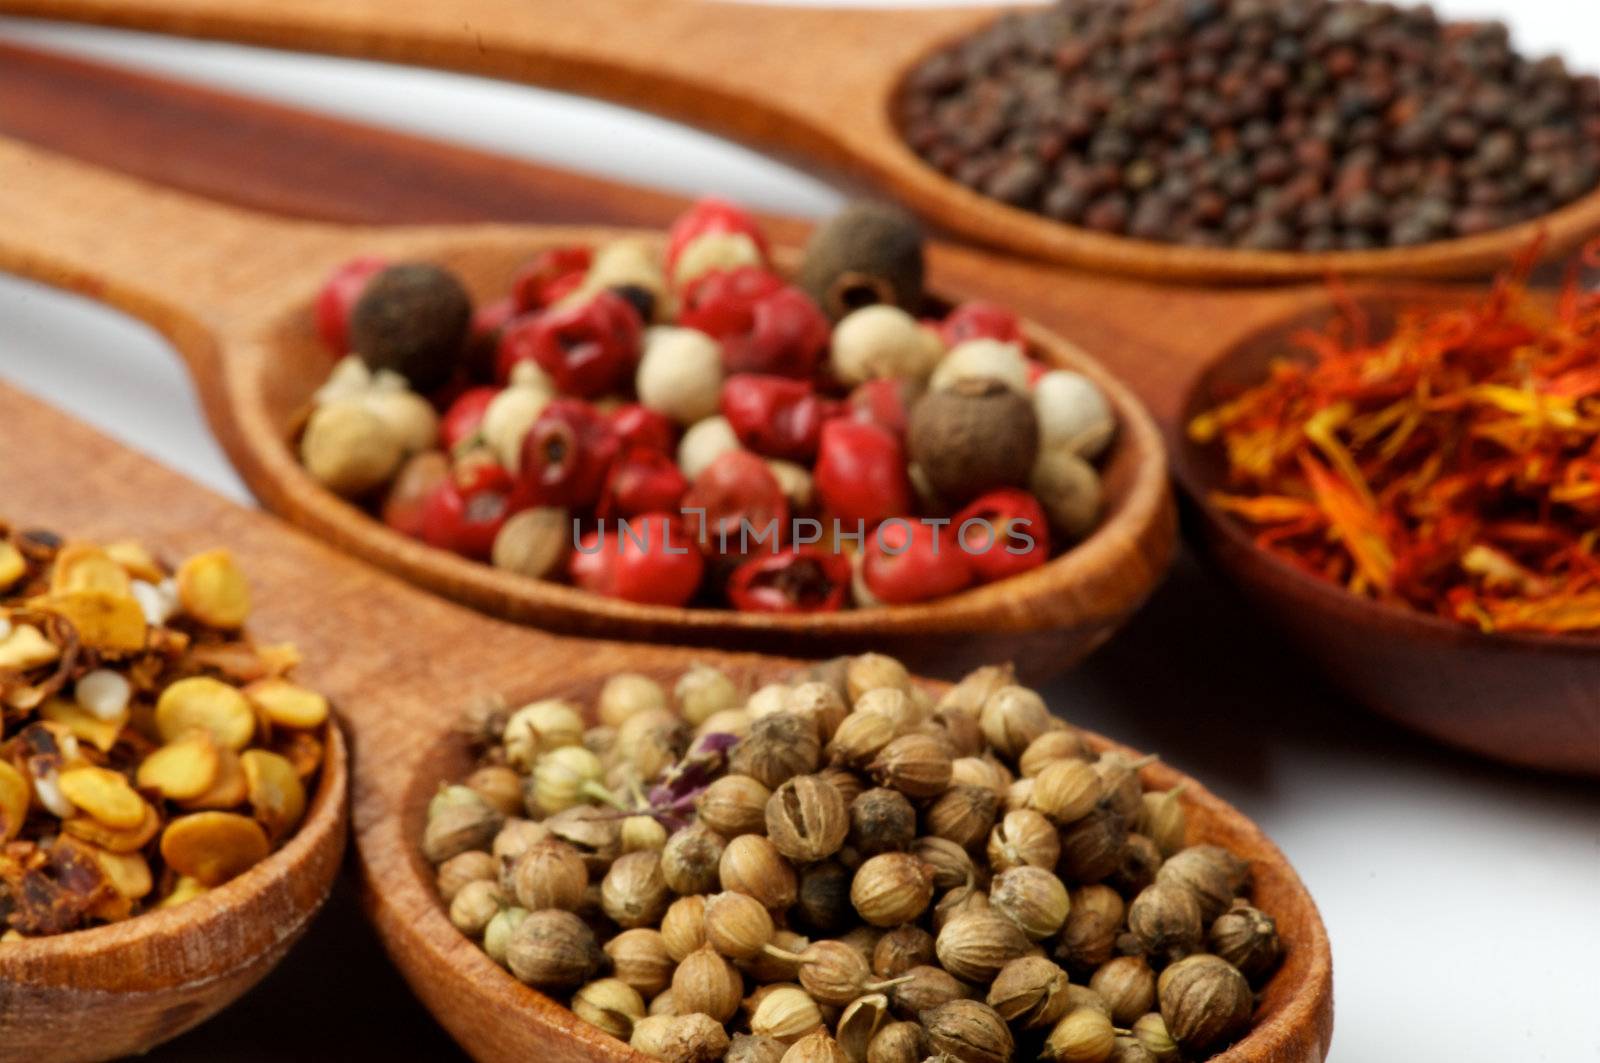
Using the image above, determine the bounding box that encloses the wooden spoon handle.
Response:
[0,0,988,172]
[0,138,339,335]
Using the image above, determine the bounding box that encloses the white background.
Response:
[0,3,1597,1061]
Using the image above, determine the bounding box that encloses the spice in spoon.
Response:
[1191,248,1600,635]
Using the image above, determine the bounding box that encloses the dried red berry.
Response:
[496,290,642,395]
[813,420,913,527]
[570,513,703,607]
[681,450,789,557]
[517,398,620,509]
[599,446,690,519]
[315,255,387,354]
[847,378,921,441]
[439,386,501,452]
[953,489,1051,583]
[666,198,768,277]
[679,269,828,378]
[939,301,1024,347]
[862,519,973,604]
[720,375,838,461]
[607,403,678,454]
[466,297,517,381]
[511,246,592,312]
[420,462,520,560]
[727,547,850,613]
[678,267,784,338]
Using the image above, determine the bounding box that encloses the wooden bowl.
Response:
[0,383,1330,1063]
[0,726,348,1063]
[1173,294,1600,777]
[6,0,1598,284]
[0,139,1177,680]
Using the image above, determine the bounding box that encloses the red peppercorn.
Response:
[315,255,387,354]
[570,513,703,607]
[439,386,501,452]
[599,445,689,519]
[665,198,769,278]
[813,420,913,527]
[720,375,838,461]
[466,297,517,381]
[862,519,973,605]
[953,489,1051,583]
[419,462,520,561]
[496,290,642,395]
[511,246,592,313]
[678,267,783,338]
[517,398,620,509]
[608,403,678,454]
[679,269,828,378]
[847,378,921,441]
[727,547,851,613]
[681,450,789,556]
[940,301,1024,347]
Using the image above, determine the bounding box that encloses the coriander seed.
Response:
[675,664,740,727]
[1208,901,1281,983]
[661,894,710,961]
[1110,833,1162,896]
[1157,846,1248,923]
[889,964,971,1018]
[849,787,917,855]
[672,944,744,1022]
[1131,1013,1180,1063]
[543,805,621,873]
[1030,758,1103,824]
[825,712,898,769]
[422,789,502,864]
[602,850,672,929]
[911,836,977,891]
[728,1033,789,1063]
[986,955,1072,1029]
[622,814,670,853]
[979,685,1052,759]
[512,839,588,912]
[990,865,1071,940]
[448,878,505,937]
[872,924,935,978]
[935,908,1031,982]
[698,774,774,837]
[781,1030,849,1063]
[1094,752,1154,820]
[598,673,667,728]
[845,653,911,702]
[1043,1006,1116,1063]
[572,977,646,1041]
[731,712,821,789]
[661,823,728,895]
[464,764,524,818]
[850,852,935,927]
[505,908,601,989]
[766,775,849,864]
[1019,730,1092,777]
[720,833,799,911]
[482,905,529,966]
[1058,805,1128,882]
[1138,788,1186,858]
[1090,956,1157,1026]
[605,927,675,998]
[435,849,496,904]
[796,861,852,933]
[1157,954,1253,1055]
[837,992,890,1062]
[750,984,824,1043]
[867,734,952,798]
[704,890,776,959]
[867,1022,923,1063]
[785,681,849,741]
[987,808,1060,872]
[630,1012,729,1063]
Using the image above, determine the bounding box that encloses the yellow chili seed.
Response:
[0,541,25,590]
[244,678,330,731]
[57,766,147,830]
[50,543,132,596]
[60,837,153,899]
[241,749,307,840]
[155,676,256,750]
[0,760,29,841]
[103,540,164,583]
[175,549,251,629]
[0,623,60,671]
[36,590,147,652]
[63,802,161,853]
[161,812,271,887]
[137,732,222,802]
[178,747,249,811]
[39,696,127,754]
[158,875,209,910]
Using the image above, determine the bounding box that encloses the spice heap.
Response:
[0,524,328,936]
[424,655,1281,1062]
[301,198,1118,612]
[1191,253,1600,635]
[899,0,1600,251]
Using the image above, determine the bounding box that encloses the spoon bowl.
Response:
[0,711,347,1063]
[0,139,1176,679]
[0,381,1333,1062]
[1173,292,1600,776]
[5,0,1599,283]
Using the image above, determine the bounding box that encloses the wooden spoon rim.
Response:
[232,224,1175,639]
[0,722,349,987]
[1171,288,1600,656]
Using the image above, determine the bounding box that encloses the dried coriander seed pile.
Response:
[0,523,329,936]
[425,655,1281,1063]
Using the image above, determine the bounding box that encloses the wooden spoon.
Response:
[5,0,1600,283]
[0,138,1177,679]
[5,45,1587,771]
[0,381,1334,1063]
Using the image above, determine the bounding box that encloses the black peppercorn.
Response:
[350,263,472,391]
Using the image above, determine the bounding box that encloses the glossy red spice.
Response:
[720,375,839,461]
[665,198,769,276]
[600,446,690,519]
[570,513,704,607]
[939,301,1024,347]
[814,420,913,526]
[728,547,851,613]
[511,246,592,313]
[517,398,620,510]
[315,254,387,354]
[862,519,973,605]
[608,403,678,454]
[439,386,501,452]
[954,489,1052,583]
[419,462,519,561]
[682,450,789,557]
[497,290,642,396]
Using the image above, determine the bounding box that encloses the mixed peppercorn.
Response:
[424,655,1282,1062]
[899,0,1600,251]
[0,524,328,936]
[300,199,1117,611]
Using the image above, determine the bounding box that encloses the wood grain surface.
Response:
[4,0,1600,282]
[0,380,1333,1062]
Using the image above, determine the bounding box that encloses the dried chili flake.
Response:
[1191,247,1600,635]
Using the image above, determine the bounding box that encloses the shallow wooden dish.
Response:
[0,690,347,1063]
[0,139,1177,679]
[1173,293,1600,776]
[0,383,1333,1063]
[5,0,1599,284]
